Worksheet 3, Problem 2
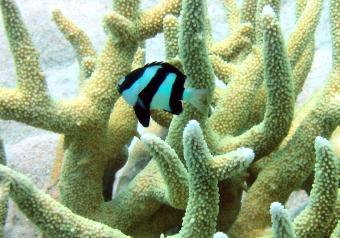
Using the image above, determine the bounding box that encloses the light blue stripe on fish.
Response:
[122,65,162,106]
[150,72,177,111]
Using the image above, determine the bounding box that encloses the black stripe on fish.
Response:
[117,62,170,93]
[134,98,150,127]
[145,62,186,114]
[169,68,185,114]
[118,61,188,126]
[138,66,170,109]
[158,62,184,78]
[117,66,147,93]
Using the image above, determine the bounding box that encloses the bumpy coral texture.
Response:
[0,0,339,237]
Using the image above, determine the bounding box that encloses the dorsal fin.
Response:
[143,62,186,79]
[158,62,185,78]
[144,61,164,67]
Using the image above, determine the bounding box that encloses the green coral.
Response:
[216,4,294,159]
[0,0,339,237]
[0,0,184,236]
[52,9,97,84]
[174,120,253,238]
[270,202,296,238]
[0,139,8,237]
[294,137,338,238]
[223,0,241,34]
[166,0,216,159]
[0,162,132,238]
[331,221,340,238]
[266,136,338,238]
[209,47,263,136]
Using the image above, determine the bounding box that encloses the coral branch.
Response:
[166,0,216,158]
[224,0,241,33]
[103,12,138,44]
[240,0,257,42]
[0,164,132,238]
[246,0,322,127]
[0,178,8,237]
[331,221,340,238]
[137,0,181,40]
[131,47,145,70]
[163,15,179,60]
[81,35,136,118]
[113,0,140,19]
[229,70,340,237]
[52,9,97,85]
[294,137,338,238]
[142,134,188,209]
[209,47,263,136]
[177,120,219,238]
[330,0,339,68]
[107,98,137,153]
[210,147,254,181]
[0,88,98,134]
[52,9,96,63]
[219,6,294,159]
[209,55,238,84]
[176,121,253,237]
[270,202,296,238]
[255,0,281,44]
[0,0,138,134]
[178,0,214,95]
[287,0,322,67]
[326,189,340,237]
[151,110,173,128]
[80,56,97,82]
[296,0,308,18]
[210,23,253,61]
[0,140,8,237]
[151,13,179,128]
[292,43,315,97]
[0,0,48,95]
[0,0,338,237]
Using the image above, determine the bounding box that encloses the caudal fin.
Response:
[183,88,209,113]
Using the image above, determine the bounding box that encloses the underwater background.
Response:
[0,0,337,237]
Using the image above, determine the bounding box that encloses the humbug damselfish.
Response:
[117,62,208,127]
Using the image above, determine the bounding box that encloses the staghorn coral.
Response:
[269,202,296,238]
[0,0,183,236]
[264,136,338,238]
[293,137,338,238]
[0,139,8,237]
[0,0,339,238]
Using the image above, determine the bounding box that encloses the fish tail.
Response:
[183,88,209,113]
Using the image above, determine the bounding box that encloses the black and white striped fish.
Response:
[117,62,208,127]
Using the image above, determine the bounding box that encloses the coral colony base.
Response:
[0,0,339,237]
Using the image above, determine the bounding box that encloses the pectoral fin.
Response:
[134,100,150,127]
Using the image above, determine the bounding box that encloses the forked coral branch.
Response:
[0,0,338,237]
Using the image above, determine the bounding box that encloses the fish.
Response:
[117,62,208,127]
